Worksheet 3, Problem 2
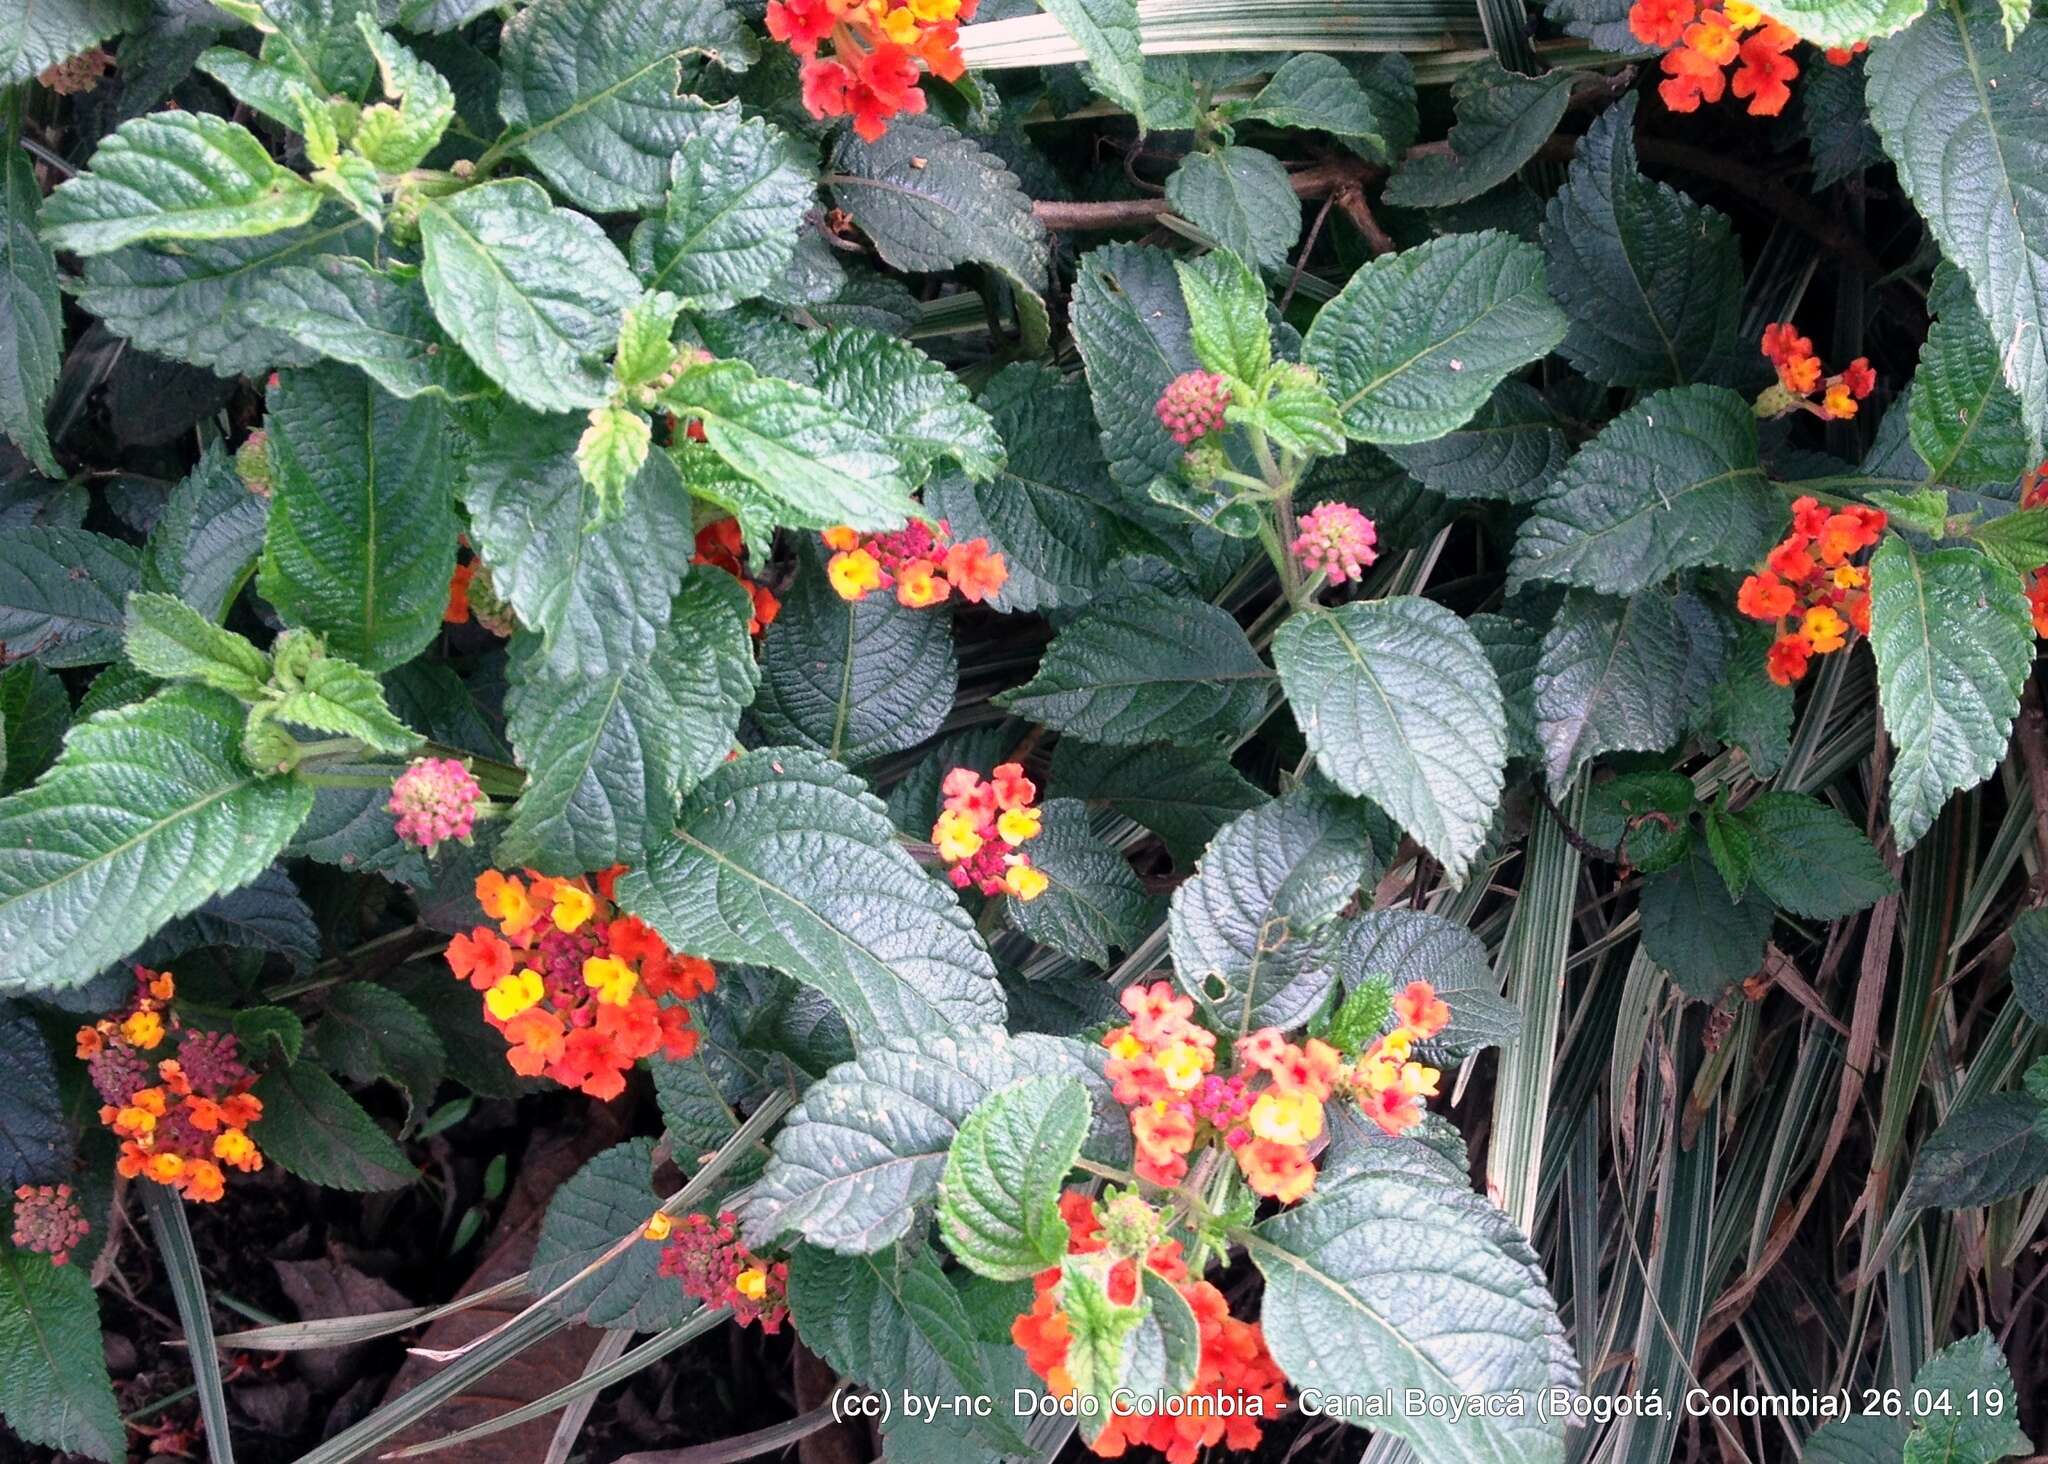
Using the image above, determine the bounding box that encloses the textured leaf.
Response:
[256,363,457,671]
[1168,786,1376,1034]
[250,1059,414,1191]
[1868,0,2048,445]
[461,407,692,677]
[808,327,1003,483]
[2,135,61,476]
[1901,1094,2048,1211]
[1640,841,1774,998]
[0,527,139,668]
[1070,243,1199,491]
[41,111,318,256]
[1048,738,1266,865]
[418,179,638,413]
[1908,261,2036,488]
[1539,96,1742,388]
[1869,538,2031,850]
[1238,54,1387,161]
[2,0,140,87]
[1175,249,1271,384]
[1273,597,1506,883]
[308,982,446,1122]
[501,571,758,872]
[0,662,67,795]
[938,1076,1090,1279]
[1039,0,1144,117]
[1806,1416,1914,1464]
[123,589,271,696]
[75,213,374,377]
[739,1027,1116,1252]
[1003,798,1153,965]
[1329,909,1520,1059]
[924,365,1125,612]
[0,1003,63,1188]
[1534,589,1697,791]
[139,863,319,970]
[1771,0,1931,47]
[0,1249,124,1462]
[753,545,956,766]
[1249,1169,1570,1464]
[1165,145,1300,272]
[621,749,1006,1047]
[1383,382,1567,504]
[996,588,1269,746]
[1734,792,1896,918]
[498,0,756,213]
[273,657,420,754]
[627,102,813,310]
[2010,906,2048,1024]
[530,1138,689,1329]
[0,687,312,994]
[1383,61,1572,209]
[243,257,492,401]
[1512,385,1776,594]
[1902,1332,2032,1464]
[1302,231,1566,446]
[140,442,269,622]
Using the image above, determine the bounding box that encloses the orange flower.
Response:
[1658,43,1727,110]
[445,561,475,624]
[2029,569,2048,638]
[1736,571,1798,621]
[475,870,536,938]
[1767,536,1818,583]
[502,1010,567,1076]
[1731,23,1799,115]
[1239,1139,1317,1203]
[1800,604,1848,653]
[941,538,1007,604]
[894,558,950,607]
[1629,0,1696,45]
[1766,633,1812,685]
[1682,8,1740,63]
[446,929,514,991]
[1394,980,1451,1035]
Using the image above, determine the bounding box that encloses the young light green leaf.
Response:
[272,657,421,755]
[1273,597,1506,883]
[0,1249,125,1462]
[614,291,683,390]
[1303,231,1567,445]
[41,111,319,256]
[1769,0,1930,48]
[251,1059,415,1191]
[2,133,62,476]
[996,588,1270,746]
[243,257,492,401]
[1165,145,1299,272]
[0,527,140,668]
[1004,798,1154,965]
[1970,507,2048,575]
[1323,978,1394,1057]
[808,327,1004,483]
[418,179,638,412]
[1540,95,1742,389]
[576,404,652,509]
[1175,249,1271,383]
[123,589,271,696]
[1383,60,1572,209]
[1869,538,2032,850]
[1060,1255,1145,1425]
[1908,262,2036,488]
[938,1076,1090,1279]
[0,686,314,995]
[256,363,457,671]
[352,16,455,173]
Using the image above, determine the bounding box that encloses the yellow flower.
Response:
[1109,1033,1144,1061]
[1377,1027,1413,1061]
[643,1212,674,1241]
[735,1266,769,1301]
[996,807,1041,845]
[1722,0,1763,24]
[933,808,984,862]
[1156,1041,1209,1092]
[114,1104,158,1137]
[1832,564,1868,590]
[552,884,595,933]
[121,1010,165,1050]
[1248,1090,1324,1146]
[486,968,546,1021]
[145,1152,185,1184]
[880,5,919,42]
[1400,1063,1442,1099]
[584,955,639,1006]
[1004,862,1049,901]
[827,548,884,601]
[1801,604,1848,654]
[213,1129,256,1165]
[910,0,961,19]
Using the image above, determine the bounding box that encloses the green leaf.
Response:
[938,1076,1090,1279]
[500,571,758,871]
[753,545,957,766]
[0,527,140,668]
[123,589,271,696]
[497,0,757,214]
[1539,95,1742,389]
[1700,799,1753,897]
[0,1248,124,1462]
[250,1058,415,1191]
[1323,978,1394,1057]
[996,587,1269,746]
[1868,0,2048,446]
[2,0,140,87]
[140,443,269,623]
[614,291,682,389]
[1003,798,1153,965]
[1640,840,1774,999]
[576,404,651,507]
[2009,906,2048,1024]
[1769,0,1929,47]
[1331,909,1521,1058]
[273,656,421,754]
[1868,538,2032,851]
[1237,54,1388,162]
[924,364,1126,612]
[1870,486,1955,538]
[1059,1253,1145,1424]
[627,102,813,311]
[1048,738,1266,865]
[1303,231,1567,446]
[808,327,1004,483]
[1512,385,1776,594]
[1165,146,1299,273]
[1169,786,1375,1033]
[1903,1332,2031,1464]
[418,179,638,413]
[1534,589,1700,791]
[1901,1094,2048,1209]
[1071,243,1200,492]
[658,358,918,532]
[1247,1168,1571,1464]
[1039,0,1144,118]
[40,111,319,256]
[142,864,318,971]
[243,257,493,401]
[462,408,693,677]
[0,663,66,795]
[530,1138,689,1329]
[256,363,457,671]
[1383,382,1567,504]
[1382,61,1572,209]
[1175,249,1270,384]
[75,212,374,377]
[1806,1416,1913,1464]
[1971,507,2048,575]
[740,1028,1117,1252]
[1582,770,1694,869]
[0,686,312,994]
[235,1003,306,1065]
[0,1002,63,1187]
[2,132,62,476]
[621,749,1007,1048]
[1273,597,1506,883]
[353,17,454,172]
[1733,791,1896,918]
[1908,262,2037,488]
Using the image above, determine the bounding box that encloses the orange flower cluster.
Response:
[822,520,1007,608]
[692,520,782,636]
[1011,1192,1288,1464]
[75,969,264,1204]
[766,0,975,142]
[1628,0,1859,115]
[447,868,714,1101]
[1736,496,1888,684]
[932,762,1047,899]
[1102,980,1453,1207]
[1761,323,1878,420]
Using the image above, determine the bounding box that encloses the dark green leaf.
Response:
[250,1059,415,1191]
[1901,1094,2048,1210]
[530,1138,689,1329]
[2,133,61,476]
[1048,738,1266,865]
[1639,841,1773,999]
[0,1249,124,1462]
[0,527,139,668]
[1383,60,1572,209]
[1165,146,1300,272]
[243,257,493,401]
[1735,791,1896,918]
[1003,798,1153,965]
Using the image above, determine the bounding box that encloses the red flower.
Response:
[1731,23,1799,115]
[1658,44,1727,111]
[1766,633,1812,686]
[1628,0,1696,45]
[1736,571,1797,621]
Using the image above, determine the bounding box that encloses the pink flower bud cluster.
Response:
[388,757,483,854]
[1155,371,1233,445]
